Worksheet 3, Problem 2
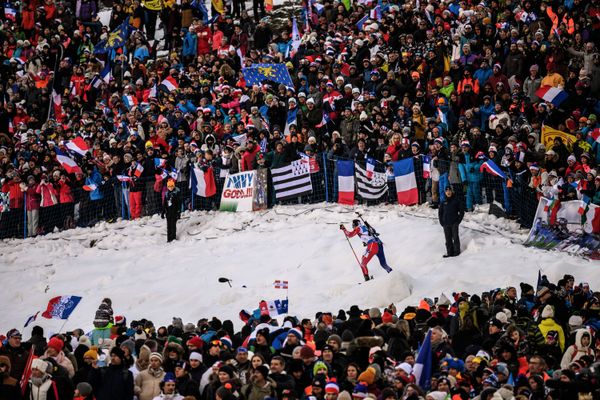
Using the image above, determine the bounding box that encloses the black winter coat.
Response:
[162,188,181,218]
[88,364,134,400]
[438,194,464,227]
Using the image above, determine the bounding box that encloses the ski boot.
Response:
[363,274,371,282]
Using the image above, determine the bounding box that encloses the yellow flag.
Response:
[143,0,163,11]
[541,125,576,152]
[211,0,225,14]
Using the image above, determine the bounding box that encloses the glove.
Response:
[339,224,345,230]
[161,214,165,219]
[363,242,367,247]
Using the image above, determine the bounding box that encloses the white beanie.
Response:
[495,311,508,324]
[541,305,554,319]
[189,352,203,362]
[395,362,412,375]
[31,358,48,373]
[568,315,583,328]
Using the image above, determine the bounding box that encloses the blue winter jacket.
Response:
[459,153,483,183]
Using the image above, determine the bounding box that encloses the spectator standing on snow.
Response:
[438,186,464,258]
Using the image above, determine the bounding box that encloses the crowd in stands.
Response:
[1,0,600,240]
[1,274,600,399]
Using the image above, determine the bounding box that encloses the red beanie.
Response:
[47,337,64,352]
[382,310,394,324]
[187,336,204,349]
[300,345,315,359]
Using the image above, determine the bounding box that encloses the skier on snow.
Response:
[340,219,393,281]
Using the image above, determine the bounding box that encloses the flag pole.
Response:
[57,318,70,334]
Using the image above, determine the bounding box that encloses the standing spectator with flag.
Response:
[438,186,464,258]
[162,179,181,242]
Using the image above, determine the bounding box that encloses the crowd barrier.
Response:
[0,154,540,239]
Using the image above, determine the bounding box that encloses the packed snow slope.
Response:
[1,204,599,336]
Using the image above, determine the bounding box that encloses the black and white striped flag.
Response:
[355,163,388,200]
[271,160,313,200]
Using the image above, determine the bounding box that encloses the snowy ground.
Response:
[1,203,599,336]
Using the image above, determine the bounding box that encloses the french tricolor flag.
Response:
[134,163,144,177]
[190,166,216,197]
[422,155,431,179]
[479,159,507,180]
[143,85,157,102]
[155,169,168,181]
[83,183,98,191]
[535,86,568,107]
[65,136,89,157]
[393,158,418,205]
[337,160,355,205]
[100,62,112,83]
[4,6,16,21]
[161,75,179,92]
[55,149,82,174]
[122,94,138,109]
[154,158,167,169]
[413,329,433,390]
[366,158,375,180]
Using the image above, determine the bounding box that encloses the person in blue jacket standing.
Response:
[458,141,484,211]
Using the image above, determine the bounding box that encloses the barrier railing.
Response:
[0,153,539,239]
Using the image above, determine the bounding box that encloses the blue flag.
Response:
[356,14,368,30]
[242,64,294,87]
[413,329,433,390]
[94,19,132,54]
[191,0,209,23]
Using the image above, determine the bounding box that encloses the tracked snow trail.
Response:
[1,204,597,335]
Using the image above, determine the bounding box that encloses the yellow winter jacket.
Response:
[537,317,565,352]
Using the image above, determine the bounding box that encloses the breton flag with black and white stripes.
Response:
[355,162,388,200]
[271,160,313,200]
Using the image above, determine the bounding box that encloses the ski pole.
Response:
[342,230,363,275]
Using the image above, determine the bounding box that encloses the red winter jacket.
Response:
[57,180,74,204]
[565,162,584,177]
[36,182,58,207]
[197,26,211,55]
[24,185,41,210]
[1,180,24,209]
[241,145,260,171]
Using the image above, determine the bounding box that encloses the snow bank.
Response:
[0,204,597,336]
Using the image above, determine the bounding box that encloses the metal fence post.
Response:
[322,152,329,203]
[23,193,27,239]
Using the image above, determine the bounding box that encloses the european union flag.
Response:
[94,19,132,54]
[243,63,294,88]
